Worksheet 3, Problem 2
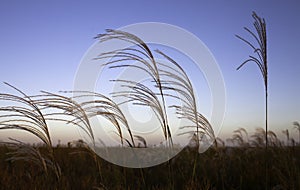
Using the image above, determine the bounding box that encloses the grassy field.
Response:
[0,144,299,190]
[1,12,299,190]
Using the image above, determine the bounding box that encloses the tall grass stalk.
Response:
[155,50,215,180]
[94,30,216,185]
[236,11,268,189]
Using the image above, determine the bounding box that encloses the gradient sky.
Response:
[0,1,300,143]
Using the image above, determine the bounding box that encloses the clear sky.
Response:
[0,1,300,143]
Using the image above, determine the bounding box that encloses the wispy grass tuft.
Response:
[0,83,52,149]
[155,50,215,149]
[0,83,61,179]
[29,91,95,146]
[61,91,136,147]
[95,29,172,146]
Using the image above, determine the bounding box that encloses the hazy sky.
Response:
[0,1,300,143]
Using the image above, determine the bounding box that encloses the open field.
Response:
[1,5,300,190]
[0,145,299,190]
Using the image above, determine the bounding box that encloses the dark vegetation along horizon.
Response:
[0,12,300,189]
